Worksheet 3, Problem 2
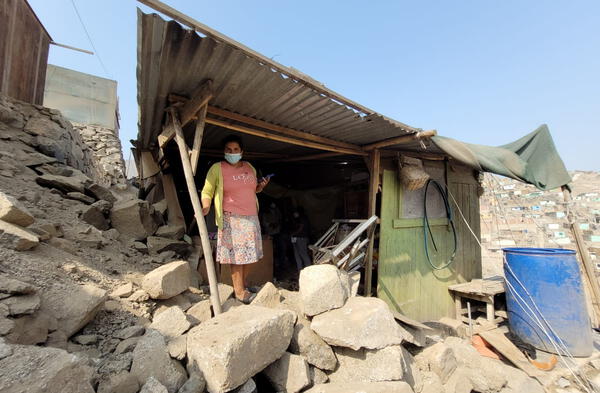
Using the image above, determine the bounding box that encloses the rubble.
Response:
[82,203,110,230]
[178,373,206,393]
[289,317,337,371]
[186,299,212,324]
[310,366,329,385]
[155,224,185,240]
[250,281,281,308]
[0,293,41,315]
[0,191,35,227]
[141,261,192,300]
[310,296,407,350]
[305,381,414,393]
[110,199,159,240]
[65,191,95,204]
[187,305,296,393]
[130,329,187,393]
[328,345,405,383]
[415,342,457,383]
[86,183,117,203]
[36,173,87,193]
[110,282,134,298]
[97,371,140,393]
[139,376,168,393]
[167,334,187,360]
[263,352,311,393]
[299,264,349,316]
[147,236,191,256]
[149,306,191,339]
[0,220,39,250]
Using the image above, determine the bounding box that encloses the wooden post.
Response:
[365,149,380,296]
[562,186,600,326]
[190,104,207,175]
[169,109,222,314]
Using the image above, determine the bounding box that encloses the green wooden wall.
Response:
[377,161,482,322]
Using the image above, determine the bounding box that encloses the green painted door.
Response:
[377,163,481,322]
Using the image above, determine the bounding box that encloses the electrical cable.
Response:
[423,179,458,270]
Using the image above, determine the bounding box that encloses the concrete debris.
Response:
[187,305,296,393]
[304,381,414,393]
[82,203,110,230]
[142,261,192,300]
[420,371,445,393]
[400,346,423,392]
[110,199,158,241]
[186,299,212,325]
[150,306,191,339]
[111,282,134,298]
[444,367,473,393]
[155,224,185,240]
[167,334,187,360]
[155,294,193,315]
[263,352,311,393]
[0,220,39,250]
[65,191,95,204]
[415,342,457,383]
[0,191,35,227]
[130,329,187,393]
[114,325,146,340]
[218,283,234,304]
[278,288,303,315]
[42,283,107,337]
[128,289,150,302]
[250,281,281,308]
[97,371,140,393]
[114,337,141,355]
[328,345,405,383]
[178,373,206,393]
[289,317,337,371]
[299,264,349,316]
[310,296,406,350]
[222,297,243,313]
[86,183,117,203]
[0,344,95,393]
[140,376,169,393]
[0,293,40,316]
[309,366,329,385]
[147,236,191,256]
[73,334,98,345]
[36,173,87,194]
[230,378,257,393]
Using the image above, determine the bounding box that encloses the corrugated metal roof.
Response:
[136,10,438,156]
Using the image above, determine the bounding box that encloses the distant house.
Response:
[531,205,541,211]
[580,223,590,230]
[555,238,571,245]
[548,223,560,230]
[592,235,600,243]
[556,212,566,218]
[503,184,516,190]
[554,231,566,238]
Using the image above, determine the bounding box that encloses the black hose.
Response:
[423,179,458,270]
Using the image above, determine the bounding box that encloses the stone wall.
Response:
[73,123,126,186]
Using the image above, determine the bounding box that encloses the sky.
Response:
[29,0,600,170]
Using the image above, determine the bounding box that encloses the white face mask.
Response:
[293,212,299,218]
[224,153,242,164]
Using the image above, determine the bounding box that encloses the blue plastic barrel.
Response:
[503,248,592,357]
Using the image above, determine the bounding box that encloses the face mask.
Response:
[224,153,242,164]
[293,212,299,218]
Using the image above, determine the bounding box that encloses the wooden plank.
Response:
[190,104,207,175]
[169,109,222,314]
[207,106,361,151]
[159,171,185,228]
[205,117,368,156]
[363,130,437,151]
[273,152,344,163]
[391,309,434,331]
[137,0,417,133]
[179,80,213,127]
[365,149,381,296]
[479,329,544,378]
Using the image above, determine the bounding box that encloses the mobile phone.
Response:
[260,174,275,182]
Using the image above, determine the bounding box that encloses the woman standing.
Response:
[201,135,269,303]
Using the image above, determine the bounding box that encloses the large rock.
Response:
[130,330,187,393]
[0,293,40,315]
[150,306,191,339]
[97,372,140,393]
[415,342,456,383]
[400,346,423,392]
[187,305,296,393]
[250,282,281,308]
[142,261,191,300]
[5,311,53,344]
[310,297,406,350]
[328,345,404,383]
[305,381,414,393]
[0,220,39,250]
[155,224,185,240]
[289,317,337,370]
[263,352,311,393]
[86,183,117,203]
[186,299,212,324]
[82,204,110,230]
[299,265,349,316]
[110,199,158,241]
[41,283,107,337]
[36,174,86,193]
[140,376,168,393]
[0,345,95,392]
[147,236,191,256]
[0,275,37,296]
[0,191,34,227]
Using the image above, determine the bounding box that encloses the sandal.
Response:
[237,290,256,305]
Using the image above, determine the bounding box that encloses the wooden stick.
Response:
[275,151,345,163]
[205,117,367,156]
[190,104,207,175]
[365,149,381,296]
[169,109,222,315]
[562,186,600,326]
[206,106,360,151]
[363,130,437,151]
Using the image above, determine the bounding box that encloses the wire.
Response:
[423,179,458,270]
[69,0,112,78]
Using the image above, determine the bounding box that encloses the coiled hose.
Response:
[423,179,458,270]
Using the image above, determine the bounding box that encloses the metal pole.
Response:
[169,109,222,315]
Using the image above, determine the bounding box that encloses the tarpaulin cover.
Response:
[432,124,571,191]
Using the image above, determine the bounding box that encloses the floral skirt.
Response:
[217,212,263,265]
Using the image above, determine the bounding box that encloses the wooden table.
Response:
[448,276,505,325]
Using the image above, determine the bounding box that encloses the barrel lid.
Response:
[502,247,576,255]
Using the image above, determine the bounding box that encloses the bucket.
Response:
[503,248,592,357]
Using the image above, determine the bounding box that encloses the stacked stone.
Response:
[73,123,126,187]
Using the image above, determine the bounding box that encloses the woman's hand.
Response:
[201,198,211,216]
[256,177,270,193]
[202,206,210,216]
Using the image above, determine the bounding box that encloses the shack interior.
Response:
[134,8,483,322]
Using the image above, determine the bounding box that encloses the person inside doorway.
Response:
[200,135,269,304]
[291,206,312,271]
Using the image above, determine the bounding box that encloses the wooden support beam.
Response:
[275,151,346,163]
[205,117,368,156]
[206,106,360,151]
[365,149,381,297]
[169,109,222,315]
[563,186,600,327]
[363,130,437,151]
[200,149,284,159]
[190,104,207,175]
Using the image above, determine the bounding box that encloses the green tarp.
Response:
[432,124,571,191]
